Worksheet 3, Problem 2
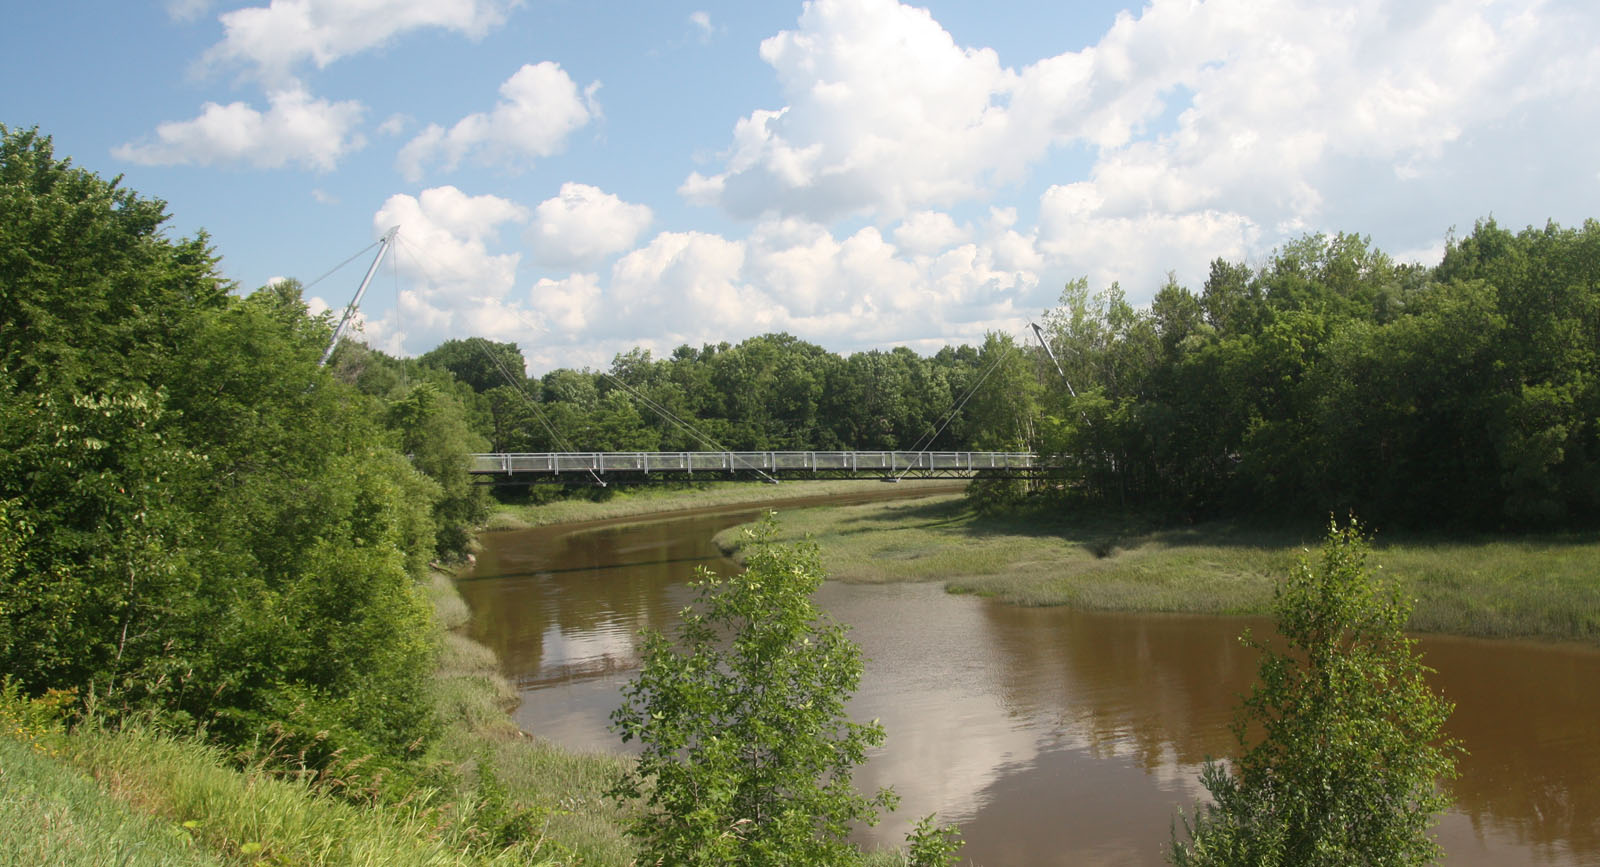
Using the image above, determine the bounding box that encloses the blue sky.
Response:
[5,0,1598,373]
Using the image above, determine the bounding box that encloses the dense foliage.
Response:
[1031,229,1600,528]
[428,333,1022,457]
[610,518,902,865]
[1170,521,1460,865]
[0,127,483,767]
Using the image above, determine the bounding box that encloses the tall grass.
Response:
[0,735,220,867]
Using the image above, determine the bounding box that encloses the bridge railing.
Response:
[468,451,1036,477]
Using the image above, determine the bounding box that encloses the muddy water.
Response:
[458,497,1600,865]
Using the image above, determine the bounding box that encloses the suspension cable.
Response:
[299,237,384,294]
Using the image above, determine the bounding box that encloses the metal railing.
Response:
[468,451,1036,478]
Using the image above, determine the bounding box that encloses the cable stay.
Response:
[1028,320,1092,427]
[891,337,1016,482]
[1029,321,1077,398]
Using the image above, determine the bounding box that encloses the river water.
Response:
[457,495,1600,865]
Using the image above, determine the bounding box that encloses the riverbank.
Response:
[712,492,1600,645]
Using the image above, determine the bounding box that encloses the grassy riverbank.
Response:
[483,479,962,530]
[0,571,636,867]
[714,492,1600,644]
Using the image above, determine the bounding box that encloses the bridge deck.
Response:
[469,451,1037,482]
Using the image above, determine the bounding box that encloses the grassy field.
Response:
[714,492,1600,644]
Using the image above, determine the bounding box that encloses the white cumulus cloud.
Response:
[397,62,600,181]
[527,183,652,267]
[364,185,532,355]
[113,88,364,170]
[204,0,516,84]
[376,185,527,296]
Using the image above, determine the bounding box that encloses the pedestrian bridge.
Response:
[468,451,1038,483]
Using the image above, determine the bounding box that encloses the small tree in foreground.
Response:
[1170,520,1462,867]
[610,516,900,865]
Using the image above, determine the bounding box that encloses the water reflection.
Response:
[458,503,1600,866]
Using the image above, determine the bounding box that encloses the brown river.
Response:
[457,492,1600,865]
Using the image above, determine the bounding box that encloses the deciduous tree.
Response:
[611,517,898,865]
[1170,521,1460,866]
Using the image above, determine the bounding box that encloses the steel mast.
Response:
[319,225,399,367]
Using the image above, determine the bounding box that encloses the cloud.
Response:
[377,113,410,136]
[689,10,712,40]
[685,0,1584,291]
[687,0,1021,221]
[362,186,532,356]
[509,219,1042,368]
[530,272,603,333]
[527,183,652,267]
[376,185,527,296]
[397,62,600,181]
[112,88,364,170]
[166,0,211,22]
[1037,183,1259,293]
[893,211,970,257]
[204,0,516,84]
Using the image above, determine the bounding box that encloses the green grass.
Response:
[717,495,1600,643]
[0,735,221,867]
[484,479,962,530]
[1382,535,1600,641]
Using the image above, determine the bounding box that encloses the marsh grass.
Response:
[719,495,1600,643]
[486,479,960,530]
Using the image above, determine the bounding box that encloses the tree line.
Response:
[401,331,1029,458]
[1029,227,1600,529]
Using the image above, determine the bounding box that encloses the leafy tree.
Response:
[611,517,898,865]
[1170,521,1461,867]
[417,337,527,394]
[962,332,1041,452]
[388,381,489,558]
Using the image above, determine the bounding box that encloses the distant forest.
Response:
[391,221,1600,530]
